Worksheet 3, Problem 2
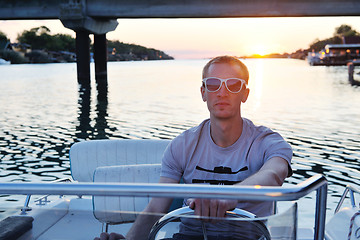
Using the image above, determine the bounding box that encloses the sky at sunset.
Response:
[1,17,360,59]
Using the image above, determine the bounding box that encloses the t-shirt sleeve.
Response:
[160,120,208,182]
[160,138,183,181]
[262,131,293,177]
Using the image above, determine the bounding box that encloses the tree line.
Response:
[0,26,173,63]
[2,24,359,63]
[308,24,360,52]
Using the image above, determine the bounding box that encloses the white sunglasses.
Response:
[202,77,247,93]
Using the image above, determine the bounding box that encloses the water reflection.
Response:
[76,83,112,140]
[76,85,91,139]
[94,98,110,139]
[94,80,110,139]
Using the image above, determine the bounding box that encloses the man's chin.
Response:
[212,112,233,120]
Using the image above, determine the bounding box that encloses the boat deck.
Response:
[18,197,133,240]
[15,196,315,240]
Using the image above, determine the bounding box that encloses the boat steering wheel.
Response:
[148,206,271,240]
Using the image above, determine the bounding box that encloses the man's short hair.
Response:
[202,56,249,83]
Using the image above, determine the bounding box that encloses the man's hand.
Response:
[186,198,238,222]
[94,232,125,240]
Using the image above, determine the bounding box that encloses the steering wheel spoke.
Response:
[148,207,271,240]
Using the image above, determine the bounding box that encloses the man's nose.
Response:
[217,82,229,95]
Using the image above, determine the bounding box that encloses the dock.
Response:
[308,44,360,66]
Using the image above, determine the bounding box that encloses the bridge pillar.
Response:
[94,34,108,101]
[76,31,91,89]
[60,0,118,94]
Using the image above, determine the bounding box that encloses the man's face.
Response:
[201,63,249,120]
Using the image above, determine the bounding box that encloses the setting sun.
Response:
[250,44,270,56]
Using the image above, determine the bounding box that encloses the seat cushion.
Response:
[93,164,162,224]
[69,139,170,182]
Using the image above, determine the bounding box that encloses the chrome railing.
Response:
[334,184,360,214]
[20,177,73,215]
[0,174,328,240]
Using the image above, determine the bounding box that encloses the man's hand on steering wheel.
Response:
[186,198,238,222]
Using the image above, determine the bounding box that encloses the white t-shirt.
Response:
[161,118,293,217]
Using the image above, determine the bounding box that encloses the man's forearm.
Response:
[239,169,283,187]
[126,196,173,240]
[125,212,161,240]
[239,157,289,187]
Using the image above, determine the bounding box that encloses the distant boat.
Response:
[0,58,10,65]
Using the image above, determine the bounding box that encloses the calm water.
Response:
[0,59,359,228]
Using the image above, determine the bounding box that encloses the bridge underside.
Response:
[1,0,360,98]
[1,0,360,20]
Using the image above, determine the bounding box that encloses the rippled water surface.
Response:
[0,59,359,227]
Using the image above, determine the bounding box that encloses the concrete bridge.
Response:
[1,0,360,97]
[1,0,360,19]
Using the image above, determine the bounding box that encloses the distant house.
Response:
[342,36,360,44]
[0,40,13,51]
[108,47,116,56]
[59,51,76,62]
[11,43,31,56]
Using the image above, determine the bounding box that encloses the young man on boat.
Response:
[95,56,293,240]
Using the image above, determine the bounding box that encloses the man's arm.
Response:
[125,176,179,240]
[238,156,289,187]
[188,157,290,219]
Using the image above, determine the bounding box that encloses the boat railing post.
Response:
[349,188,356,208]
[20,195,32,215]
[314,182,327,240]
[335,187,349,213]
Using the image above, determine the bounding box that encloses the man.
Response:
[95,56,292,240]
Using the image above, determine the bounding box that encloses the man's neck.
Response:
[209,116,243,148]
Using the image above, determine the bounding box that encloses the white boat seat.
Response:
[325,206,360,240]
[93,164,162,224]
[69,139,170,182]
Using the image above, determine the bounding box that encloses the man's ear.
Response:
[201,86,206,102]
[241,88,250,103]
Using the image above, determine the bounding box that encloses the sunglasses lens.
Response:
[205,78,221,92]
[227,78,243,93]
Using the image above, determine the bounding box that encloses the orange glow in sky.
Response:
[1,17,360,59]
[249,44,270,56]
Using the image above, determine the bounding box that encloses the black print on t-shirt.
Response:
[192,165,248,185]
[195,166,248,174]
[192,179,241,185]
